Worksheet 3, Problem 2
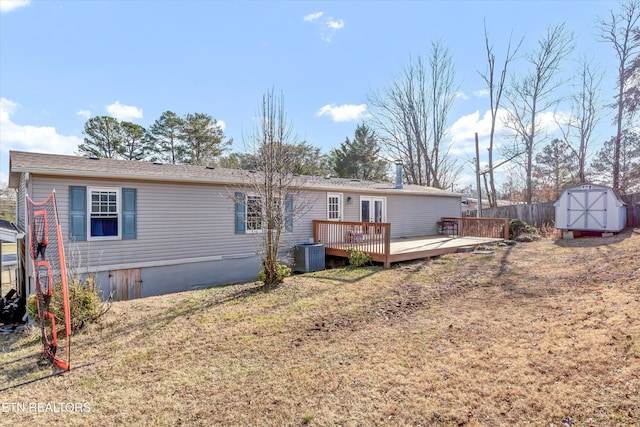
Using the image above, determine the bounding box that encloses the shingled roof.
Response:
[9,151,460,198]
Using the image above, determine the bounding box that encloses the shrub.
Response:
[509,219,538,239]
[348,249,371,268]
[257,263,291,284]
[26,276,106,332]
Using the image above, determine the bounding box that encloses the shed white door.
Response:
[567,189,608,230]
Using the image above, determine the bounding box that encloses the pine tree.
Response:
[591,130,640,193]
[332,124,388,181]
[532,138,577,201]
[148,110,185,164]
[78,116,123,159]
[179,113,230,166]
[120,121,153,161]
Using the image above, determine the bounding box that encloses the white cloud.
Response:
[326,18,344,30]
[76,109,91,119]
[473,89,490,98]
[105,101,143,121]
[448,109,509,156]
[304,11,344,42]
[303,11,323,22]
[317,104,369,122]
[0,98,81,168]
[216,119,226,131]
[0,98,19,123]
[448,108,573,158]
[0,0,31,13]
[537,110,569,132]
[455,91,469,100]
[319,17,344,42]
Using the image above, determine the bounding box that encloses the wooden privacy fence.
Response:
[471,191,640,228]
[472,203,556,226]
[623,193,640,227]
[441,217,510,240]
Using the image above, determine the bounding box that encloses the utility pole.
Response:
[475,132,482,218]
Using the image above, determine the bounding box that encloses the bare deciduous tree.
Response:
[504,22,574,204]
[597,0,640,192]
[239,89,314,285]
[369,40,461,189]
[478,21,522,207]
[556,57,603,183]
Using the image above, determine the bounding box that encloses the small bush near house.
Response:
[509,219,538,239]
[27,276,106,332]
[348,249,371,268]
[257,263,291,284]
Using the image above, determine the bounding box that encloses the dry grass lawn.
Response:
[1,229,639,426]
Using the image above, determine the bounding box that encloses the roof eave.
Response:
[10,161,462,197]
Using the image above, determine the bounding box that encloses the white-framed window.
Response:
[88,187,121,240]
[246,194,263,233]
[327,193,343,221]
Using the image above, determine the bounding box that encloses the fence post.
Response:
[384,223,391,269]
[503,218,509,240]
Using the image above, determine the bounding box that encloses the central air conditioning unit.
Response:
[293,243,325,273]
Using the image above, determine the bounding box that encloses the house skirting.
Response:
[89,255,262,301]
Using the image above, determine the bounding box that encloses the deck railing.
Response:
[313,220,391,266]
[313,217,508,269]
[441,217,509,240]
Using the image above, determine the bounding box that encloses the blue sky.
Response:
[0,0,620,189]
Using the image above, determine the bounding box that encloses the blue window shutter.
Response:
[235,192,246,234]
[69,186,87,241]
[285,193,293,232]
[122,188,137,239]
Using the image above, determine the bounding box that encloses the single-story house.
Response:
[9,151,462,300]
[461,197,512,215]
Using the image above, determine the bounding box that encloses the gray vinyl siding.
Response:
[387,193,461,238]
[335,191,461,238]
[29,175,326,271]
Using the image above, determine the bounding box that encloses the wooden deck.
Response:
[314,218,508,268]
[387,235,501,263]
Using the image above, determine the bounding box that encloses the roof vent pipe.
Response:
[395,160,403,189]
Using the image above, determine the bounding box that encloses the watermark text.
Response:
[1,402,91,413]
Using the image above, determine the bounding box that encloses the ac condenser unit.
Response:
[293,243,325,273]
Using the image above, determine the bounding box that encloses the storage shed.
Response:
[554,184,627,232]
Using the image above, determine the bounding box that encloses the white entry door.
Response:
[327,193,343,221]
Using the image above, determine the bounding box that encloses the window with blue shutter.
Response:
[70,185,137,241]
[122,188,137,239]
[69,186,87,241]
[235,192,246,234]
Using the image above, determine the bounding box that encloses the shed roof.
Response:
[9,151,460,198]
[554,183,627,206]
[0,219,22,243]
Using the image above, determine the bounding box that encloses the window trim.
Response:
[87,187,122,241]
[360,196,387,223]
[327,193,343,221]
[244,193,263,234]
